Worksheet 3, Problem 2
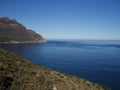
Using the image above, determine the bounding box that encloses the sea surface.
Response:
[0,40,120,90]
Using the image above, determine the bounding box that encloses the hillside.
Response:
[0,17,46,43]
[0,49,110,90]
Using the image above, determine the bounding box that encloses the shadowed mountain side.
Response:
[0,49,110,90]
[0,17,46,43]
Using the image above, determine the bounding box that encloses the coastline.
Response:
[0,48,110,90]
[0,39,47,44]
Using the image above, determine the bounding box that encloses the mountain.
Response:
[0,17,46,43]
[0,49,110,90]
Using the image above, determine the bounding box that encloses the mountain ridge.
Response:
[0,17,46,44]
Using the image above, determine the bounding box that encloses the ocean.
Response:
[0,40,120,90]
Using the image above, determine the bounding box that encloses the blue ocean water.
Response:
[0,40,120,90]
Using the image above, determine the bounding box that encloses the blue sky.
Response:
[0,0,120,40]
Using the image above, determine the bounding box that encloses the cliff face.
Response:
[0,17,46,43]
[0,49,110,90]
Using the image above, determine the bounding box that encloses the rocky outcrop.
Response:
[0,17,46,44]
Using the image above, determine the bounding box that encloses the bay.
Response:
[0,40,120,90]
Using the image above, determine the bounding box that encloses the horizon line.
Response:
[46,38,120,41]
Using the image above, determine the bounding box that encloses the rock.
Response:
[53,85,57,90]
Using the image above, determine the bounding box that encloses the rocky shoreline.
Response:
[0,39,47,44]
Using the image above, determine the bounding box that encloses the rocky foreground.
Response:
[0,49,110,90]
[0,17,46,44]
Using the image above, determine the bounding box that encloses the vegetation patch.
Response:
[0,49,110,90]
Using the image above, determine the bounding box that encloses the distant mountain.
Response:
[0,17,46,43]
[0,49,110,90]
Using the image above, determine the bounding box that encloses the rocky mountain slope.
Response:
[0,17,46,43]
[0,49,110,90]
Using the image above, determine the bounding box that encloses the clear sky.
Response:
[0,0,120,40]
